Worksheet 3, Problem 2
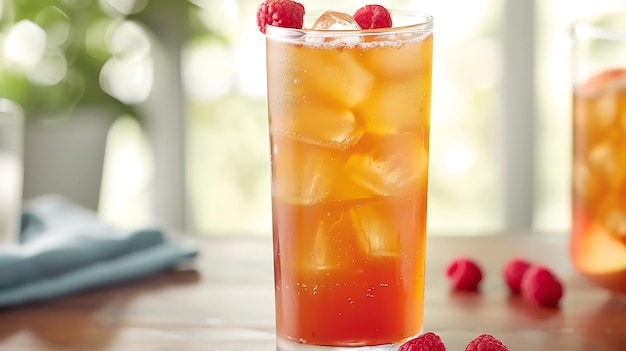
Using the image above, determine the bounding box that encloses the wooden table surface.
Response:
[0,234,625,351]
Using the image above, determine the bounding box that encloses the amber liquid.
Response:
[267,32,433,346]
[572,68,626,293]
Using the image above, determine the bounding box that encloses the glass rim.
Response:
[265,9,433,40]
[571,12,626,41]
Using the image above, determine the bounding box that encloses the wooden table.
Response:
[0,234,625,350]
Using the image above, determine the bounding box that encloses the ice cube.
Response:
[359,33,433,79]
[604,208,626,240]
[268,41,374,123]
[595,193,626,242]
[311,11,361,31]
[350,202,400,257]
[355,79,430,135]
[311,220,351,270]
[572,159,602,204]
[271,97,363,150]
[328,175,375,201]
[587,140,626,189]
[343,134,429,197]
[307,11,363,44]
[273,205,353,272]
[295,212,364,271]
[592,94,618,129]
[272,136,348,205]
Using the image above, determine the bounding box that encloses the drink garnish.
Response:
[256,2,394,34]
[576,68,626,97]
[353,4,393,29]
[256,0,305,34]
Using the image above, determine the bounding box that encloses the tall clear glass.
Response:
[0,99,24,244]
[264,10,434,350]
[570,13,626,294]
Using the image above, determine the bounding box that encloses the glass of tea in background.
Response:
[571,13,626,294]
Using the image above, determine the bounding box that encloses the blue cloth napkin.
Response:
[0,196,198,307]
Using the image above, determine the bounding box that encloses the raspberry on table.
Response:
[520,265,563,308]
[256,0,305,34]
[465,334,509,351]
[398,331,446,351]
[502,257,532,295]
[446,257,483,291]
[353,4,393,29]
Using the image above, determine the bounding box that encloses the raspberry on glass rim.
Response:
[353,4,392,29]
[256,0,305,34]
[256,0,394,34]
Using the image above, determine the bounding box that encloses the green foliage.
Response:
[0,0,136,119]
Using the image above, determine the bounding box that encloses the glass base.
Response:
[276,332,422,351]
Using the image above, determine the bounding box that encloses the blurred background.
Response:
[2,0,626,237]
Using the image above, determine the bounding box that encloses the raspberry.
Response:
[446,257,483,291]
[353,4,393,29]
[398,332,446,351]
[465,334,509,351]
[256,0,305,34]
[520,265,563,308]
[502,257,532,295]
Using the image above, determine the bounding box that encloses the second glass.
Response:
[0,99,23,244]
[264,10,434,349]
[571,13,626,294]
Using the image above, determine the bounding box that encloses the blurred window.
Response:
[184,0,504,236]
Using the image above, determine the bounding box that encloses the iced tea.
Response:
[266,11,433,347]
[572,68,626,293]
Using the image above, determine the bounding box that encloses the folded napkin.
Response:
[0,196,198,307]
